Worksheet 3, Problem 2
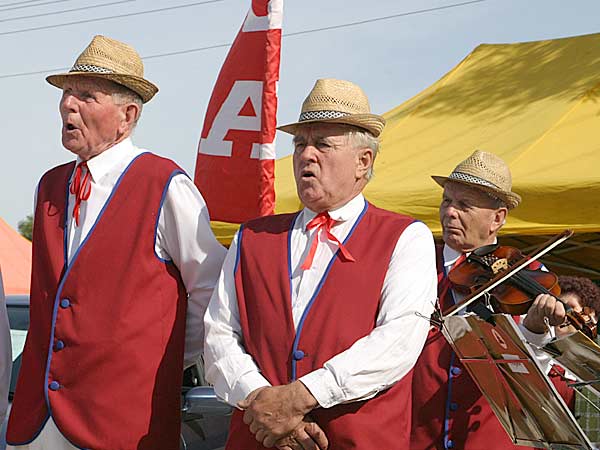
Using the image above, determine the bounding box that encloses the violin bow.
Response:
[442,229,574,319]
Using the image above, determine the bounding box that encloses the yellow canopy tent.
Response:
[211,32,600,277]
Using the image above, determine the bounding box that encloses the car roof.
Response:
[5,294,30,307]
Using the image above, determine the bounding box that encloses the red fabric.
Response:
[229,203,415,450]
[300,212,355,270]
[411,245,528,450]
[437,253,466,311]
[549,365,576,411]
[69,161,91,226]
[7,154,188,450]
[194,0,282,222]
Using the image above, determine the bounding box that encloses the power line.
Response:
[0,0,73,13]
[285,0,486,38]
[0,0,135,23]
[0,0,487,80]
[0,0,224,36]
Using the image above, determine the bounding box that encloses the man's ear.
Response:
[356,148,373,179]
[120,103,140,133]
[490,207,508,234]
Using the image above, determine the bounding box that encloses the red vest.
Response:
[7,153,188,450]
[227,203,415,450]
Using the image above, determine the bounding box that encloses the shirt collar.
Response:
[75,137,138,183]
[300,193,366,229]
[443,238,498,269]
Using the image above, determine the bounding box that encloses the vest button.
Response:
[450,402,459,411]
[60,298,71,308]
[49,381,60,391]
[450,366,462,376]
[293,350,305,361]
[54,340,65,351]
[446,439,455,449]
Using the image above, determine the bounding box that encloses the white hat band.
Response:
[448,171,499,189]
[299,110,351,122]
[71,64,114,74]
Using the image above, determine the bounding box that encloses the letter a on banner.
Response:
[194,0,283,223]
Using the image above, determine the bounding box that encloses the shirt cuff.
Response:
[229,371,271,408]
[299,368,346,409]
[519,323,553,347]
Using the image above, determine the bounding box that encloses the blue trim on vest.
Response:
[444,352,456,450]
[441,252,459,450]
[234,224,245,276]
[290,200,369,381]
[62,166,73,269]
[287,213,300,300]
[6,413,51,446]
[39,153,149,441]
[153,169,187,263]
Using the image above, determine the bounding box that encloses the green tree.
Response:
[18,214,33,241]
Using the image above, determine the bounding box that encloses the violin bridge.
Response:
[491,258,509,274]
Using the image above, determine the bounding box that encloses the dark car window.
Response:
[7,305,29,331]
[7,304,29,399]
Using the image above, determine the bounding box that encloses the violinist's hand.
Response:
[523,293,566,334]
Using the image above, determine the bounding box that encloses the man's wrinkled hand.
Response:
[275,416,329,450]
[238,381,318,448]
[523,293,566,334]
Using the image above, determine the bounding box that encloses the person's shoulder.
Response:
[40,161,76,183]
[131,152,189,180]
[242,212,299,235]
[366,202,416,225]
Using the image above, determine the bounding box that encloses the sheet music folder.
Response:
[542,332,600,396]
[441,314,592,449]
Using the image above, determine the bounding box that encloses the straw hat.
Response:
[277,78,386,137]
[431,150,521,209]
[46,35,158,103]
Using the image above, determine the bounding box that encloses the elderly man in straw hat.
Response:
[410,150,567,450]
[6,35,226,450]
[204,78,438,449]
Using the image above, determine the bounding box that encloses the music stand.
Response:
[442,314,592,449]
[542,332,600,396]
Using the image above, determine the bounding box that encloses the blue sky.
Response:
[2,0,600,228]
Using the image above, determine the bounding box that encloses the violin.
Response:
[447,238,598,340]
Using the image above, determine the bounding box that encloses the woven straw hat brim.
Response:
[46,71,158,103]
[277,113,386,137]
[431,175,521,210]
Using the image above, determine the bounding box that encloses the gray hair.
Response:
[111,84,143,128]
[345,128,380,181]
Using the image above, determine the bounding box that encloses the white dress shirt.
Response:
[204,194,437,408]
[8,137,226,450]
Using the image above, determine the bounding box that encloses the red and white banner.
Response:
[194,0,283,223]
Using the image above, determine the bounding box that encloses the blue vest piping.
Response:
[442,254,456,450]
[40,152,149,443]
[153,169,187,263]
[290,199,369,381]
[62,167,72,269]
[444,352,456,450]
[234,224,245,275]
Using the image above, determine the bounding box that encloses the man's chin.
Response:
[443,233,464,251]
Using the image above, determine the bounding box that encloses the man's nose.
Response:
[297,144,318,161]
[60,93,78,112]
[442,204,458,218]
